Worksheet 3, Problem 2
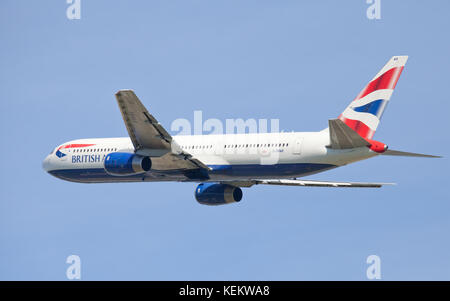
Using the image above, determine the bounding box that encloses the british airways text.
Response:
[72,154,106,163]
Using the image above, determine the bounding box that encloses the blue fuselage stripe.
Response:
[48,163,337,183]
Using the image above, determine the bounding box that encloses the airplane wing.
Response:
[221,179,394,188]
[115,90,210,173]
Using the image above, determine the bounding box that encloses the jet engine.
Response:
[104,152,151,176]
[195,183,243,205]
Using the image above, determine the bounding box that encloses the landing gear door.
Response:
[293,138,302,155]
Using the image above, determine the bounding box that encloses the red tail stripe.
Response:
[339,116,374,139]
[355,66,404,101]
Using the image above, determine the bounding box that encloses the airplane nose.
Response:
[42,155,51,172]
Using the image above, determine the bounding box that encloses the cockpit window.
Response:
[49,149,54,155]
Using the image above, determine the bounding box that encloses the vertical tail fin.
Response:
[339,56,408,139]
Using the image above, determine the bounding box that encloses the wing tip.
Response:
[115,89,135,96]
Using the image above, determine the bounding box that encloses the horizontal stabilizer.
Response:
[328,119,370,149]
[381,149,441,158]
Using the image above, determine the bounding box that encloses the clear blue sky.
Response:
[1,0,449,280]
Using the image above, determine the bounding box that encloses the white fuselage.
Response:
[43,130,377,183]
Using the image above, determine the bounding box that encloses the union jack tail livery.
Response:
[339,56,408,139]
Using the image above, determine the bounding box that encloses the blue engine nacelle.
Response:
[104,152,151,176]
[195,183,243,205]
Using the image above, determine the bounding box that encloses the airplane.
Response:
[43,56,440,205]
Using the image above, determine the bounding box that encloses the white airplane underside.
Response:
[43,56,440,205]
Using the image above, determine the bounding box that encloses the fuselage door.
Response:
[293,138,302,155]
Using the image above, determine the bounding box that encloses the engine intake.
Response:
[104,152,151,176]
[195,183,243,205]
